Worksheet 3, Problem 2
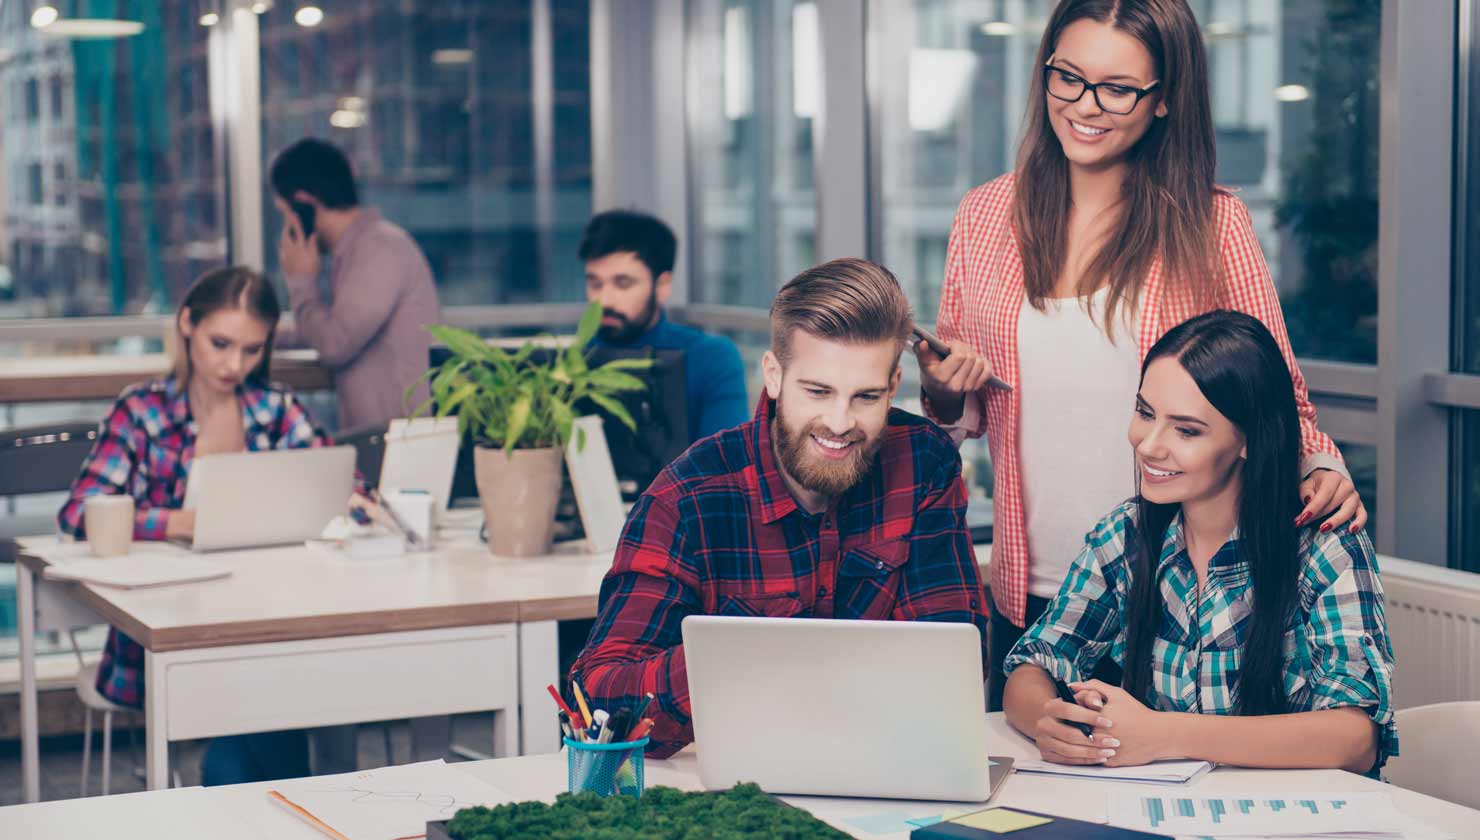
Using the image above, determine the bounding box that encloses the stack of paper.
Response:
[43,545,231,589]
[268,760,512,840]
[1014,757,1212,785]
[1107,790,1451,839]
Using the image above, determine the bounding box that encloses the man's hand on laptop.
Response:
[166,509,196,540]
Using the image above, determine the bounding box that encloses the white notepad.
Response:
[44,551,232,589]
[1014,756,1212,785]
[268,760,512,840]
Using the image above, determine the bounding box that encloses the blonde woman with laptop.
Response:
[59,266,337,785]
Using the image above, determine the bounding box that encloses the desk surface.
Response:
[18,534,991,652]
[0,350,332,403]
[3,714,1468,840]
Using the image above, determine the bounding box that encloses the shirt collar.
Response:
[332,206,381,260]
[1159,510,1245,574]
[749,395,801,525]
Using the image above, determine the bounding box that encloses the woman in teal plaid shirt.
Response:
[1003,311,1395,775]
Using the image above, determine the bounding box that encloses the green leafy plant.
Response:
[443,783,851,840]
[412,302,653,453]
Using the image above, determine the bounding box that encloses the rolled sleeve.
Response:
[1003,512,1128,683]
[1300,538,1398,767]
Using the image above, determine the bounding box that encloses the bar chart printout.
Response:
[1109,791,1409,837]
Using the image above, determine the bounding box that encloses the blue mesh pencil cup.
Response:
[565,736,649,797]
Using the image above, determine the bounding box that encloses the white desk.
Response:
[3,714,1470,839]
[13,532,614,803]
[16,533,992,805]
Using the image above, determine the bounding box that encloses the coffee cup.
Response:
[84,495,135,557]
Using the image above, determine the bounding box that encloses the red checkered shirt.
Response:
[928,173,1345,627]
[571,397,989,758]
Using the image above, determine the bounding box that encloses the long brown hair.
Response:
[174,266,282,384]
[1014,0,1222,336]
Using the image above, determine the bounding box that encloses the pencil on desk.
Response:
[571,680,594,728]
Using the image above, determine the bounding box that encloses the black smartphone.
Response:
[911,324,1014,392]
[1053,678,1096,737]
[289,200,316,237]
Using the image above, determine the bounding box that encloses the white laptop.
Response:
[682,615,1011,802]
[183,446,357,551]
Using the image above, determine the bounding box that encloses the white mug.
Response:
[84,495,135,558]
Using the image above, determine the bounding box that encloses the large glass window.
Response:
[0,1,226,322]
[258,0,593,306]
[868,0,1380,363]
[687,0,817,307]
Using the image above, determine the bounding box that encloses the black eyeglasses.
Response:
[1043,64,1161,116]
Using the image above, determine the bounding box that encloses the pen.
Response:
[911,325,1013,391]
[1053,677,1095,738]
[629,692,654,730]
[593,709,611,743]
[606,709,631,745]
[369,486,422,548]
[547,683,578,721]
[571,680,594,728]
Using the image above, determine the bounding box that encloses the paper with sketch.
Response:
[268,760,512,840]
[1106,790,1424,838]
[42,545,231,589]
[1014,756,1212,784]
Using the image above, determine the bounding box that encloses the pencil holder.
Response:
[565,736,649,798]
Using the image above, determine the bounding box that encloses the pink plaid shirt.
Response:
[928,173,1345,627]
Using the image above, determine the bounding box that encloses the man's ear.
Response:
[291,190,324,209]
[654,270,674,307]
[762,350,783,400]
[888,362,903,399]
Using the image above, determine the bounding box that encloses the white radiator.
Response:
[1381,555,1480,709]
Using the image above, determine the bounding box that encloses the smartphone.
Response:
[1053,677,1095,737]
[911,325,1013,391]
[289,200,316,237]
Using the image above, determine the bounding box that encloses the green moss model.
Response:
[445,783,852,839]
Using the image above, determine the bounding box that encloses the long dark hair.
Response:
[1014,0,1221,336]
[1122,310,1300,716]
[175,266,282,385]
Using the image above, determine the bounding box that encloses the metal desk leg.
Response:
[18,561,40,803]
[144,649,171,789]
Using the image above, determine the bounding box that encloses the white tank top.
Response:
[1017,286,1144,599]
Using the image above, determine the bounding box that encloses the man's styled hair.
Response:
[577,210,677,280]
[770,258,914,366]
[269,138,359,208]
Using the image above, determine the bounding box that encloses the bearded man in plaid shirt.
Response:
[571,258,989,757]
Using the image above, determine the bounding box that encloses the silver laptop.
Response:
[682,615,1011,802]
[183,446,356,551]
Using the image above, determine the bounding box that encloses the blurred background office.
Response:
[0,0,1475,779]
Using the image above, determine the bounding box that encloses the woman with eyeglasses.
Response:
[913,0,1367,711]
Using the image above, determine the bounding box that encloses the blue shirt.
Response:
[594,311,750,443]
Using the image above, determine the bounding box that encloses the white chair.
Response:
[70,631,138,797]
[1383,701,1480,809]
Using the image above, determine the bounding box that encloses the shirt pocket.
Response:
[715,592,806,619]
[835,540,909,620]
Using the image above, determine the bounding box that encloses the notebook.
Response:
[267,760,511,840]
[1012,757,1212,785]
[910,806,1168,839]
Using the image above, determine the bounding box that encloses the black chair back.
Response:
[335,423,388,489]
[0,421,100,497]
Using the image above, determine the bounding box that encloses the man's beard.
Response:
[596,290,660,343]
[773,397,884,498]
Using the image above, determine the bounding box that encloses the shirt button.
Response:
[818,586,828,597]
[875,561,885,571]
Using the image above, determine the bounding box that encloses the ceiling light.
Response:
[38,18,146,38]
[1274,84,1310,102]
[294,5,323,27]
[337,95,365,111]
[30,5,58,28]
[199,11,219,26]
[1204,21,1236,37]
[979,21,1016,36]
[329,109,366,129]
[251,1,272,13]
[432,48,474,65]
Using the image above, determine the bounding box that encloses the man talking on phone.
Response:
[271,138,441,431]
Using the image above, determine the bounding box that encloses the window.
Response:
[0,2,225,320]
[868,0,1381,364]
[257,0,592,306]
[686,0,818,307]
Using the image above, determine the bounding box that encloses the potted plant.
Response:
[415,303,651,556]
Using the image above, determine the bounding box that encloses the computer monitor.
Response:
[429,344,690,501]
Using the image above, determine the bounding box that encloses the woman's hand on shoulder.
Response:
[1296,468,1366,535]
[915,339,993,423]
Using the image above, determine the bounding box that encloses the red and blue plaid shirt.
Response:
[57,375,334,707]
[571,397,989,757]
